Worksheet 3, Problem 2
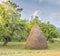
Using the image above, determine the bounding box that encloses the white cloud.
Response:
[44,12,60,27]
[0,0,3,4]
[47,0,60,5]
[0,0,9,2]
[0,0,9,4]
[39,0,44,2]
[39,0,60,5]
[32,10,40,18]
[33,0,60,5]
[3,0,9,2]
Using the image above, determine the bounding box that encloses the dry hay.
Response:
[25,24,48,49]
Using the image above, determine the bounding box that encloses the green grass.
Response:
[0,41,60,50]
[0,42,60,56]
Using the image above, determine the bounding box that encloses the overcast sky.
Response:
[0,0,60,27]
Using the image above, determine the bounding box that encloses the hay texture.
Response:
[25,24,48,49]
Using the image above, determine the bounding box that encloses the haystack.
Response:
[25,24,48,49]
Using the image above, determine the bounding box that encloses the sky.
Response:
[0,0,60,27]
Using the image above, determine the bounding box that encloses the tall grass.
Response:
[0,42,60,56]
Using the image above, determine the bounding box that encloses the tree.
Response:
[0,1,22,45]
[40,22,60,42]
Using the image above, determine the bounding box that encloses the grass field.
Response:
[0,42,60,56]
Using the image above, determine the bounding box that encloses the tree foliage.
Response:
[0,1,22,45]
[0,1,60,45]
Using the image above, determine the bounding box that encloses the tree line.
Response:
[0,1,60,45]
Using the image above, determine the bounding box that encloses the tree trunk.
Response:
[3,38,8,46]
[3,36,11,46]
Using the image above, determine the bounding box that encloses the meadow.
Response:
[0,0,60,56]
[0,42,60,56]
